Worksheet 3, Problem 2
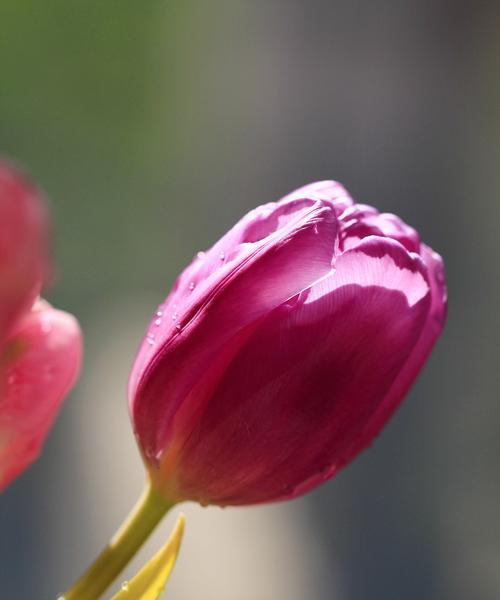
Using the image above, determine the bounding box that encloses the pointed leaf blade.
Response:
[111,513,185,600]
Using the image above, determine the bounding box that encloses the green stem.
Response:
[63,483,174,600]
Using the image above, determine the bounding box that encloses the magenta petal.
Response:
[132,196,338,353]
[421,244,447,325]
[130,199,338,465]
[0,300,82,490]
[0,162,49,341]
[341,209,421,253]
[354,245,447,447]
[279,180,354,216]
[174,237,432,505]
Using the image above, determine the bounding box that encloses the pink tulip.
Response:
[0,161,82,490]
[130,181,446,506]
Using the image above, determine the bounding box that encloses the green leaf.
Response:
[111,513,185,600]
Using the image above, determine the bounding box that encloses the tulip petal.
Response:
[138,198,333,342]
[132,197,337,363]
[340,207,421,253]
[175,237,432,505]
[355,244,447,449]
[0,161,49,341]
[130,199,339,477]
[0,300,82,490]
[279,180,354,217]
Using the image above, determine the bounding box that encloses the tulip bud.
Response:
[130,181,446,506]
[0,161,82,490]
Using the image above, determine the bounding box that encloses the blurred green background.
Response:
[1,1,499,599]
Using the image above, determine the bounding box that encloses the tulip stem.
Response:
[62,482,174,600]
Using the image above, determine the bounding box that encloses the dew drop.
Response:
[154,318,162,326]
[284,293,301,308]
[171,312,178,321]
[188,281,196,291]
[121,581,129,591]
[281,484,295,496]
[197,251,206,259]
[175,324,181,331]
[56,596,65,600]
[43,366,55,383]
[145,447,156,460]
[219,250,225,261]
[41,321,52,334]
[156,310,163,317]
[320,464,335,480]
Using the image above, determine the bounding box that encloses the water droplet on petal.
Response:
[145,447,156,460]
[175,324,181,331]
[435,262,445,285]
[284,293,301,308]
[219,250,225,261]
[156,310,163,317]
[121,581,129,591]
[281,484,295,496]
[197,251,206,259]
[41,321,52,334]
[320,464,336,480]
[188,281,196,291]
[171,312,178,321]
[154,318,162,326]
[43,366,55,383]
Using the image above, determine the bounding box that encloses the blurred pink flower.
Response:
[0,161,82,490]
[130,181,446,506]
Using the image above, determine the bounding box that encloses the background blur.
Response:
[1,1,499,599]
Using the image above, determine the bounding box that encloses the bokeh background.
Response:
[1,1,499,599]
